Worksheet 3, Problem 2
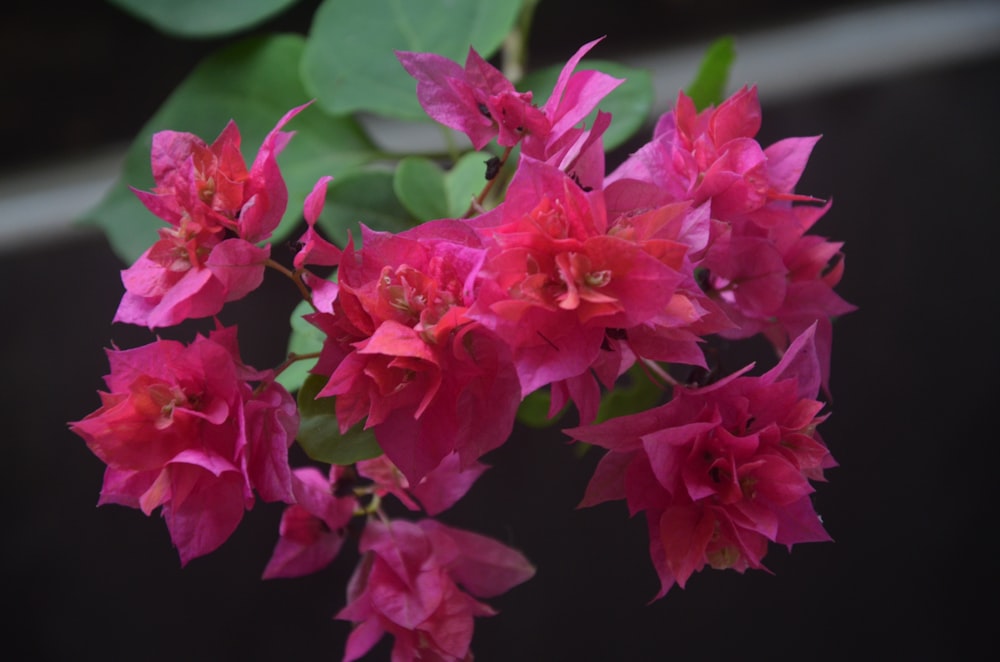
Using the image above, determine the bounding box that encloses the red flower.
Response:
[568,324,835,598]
[70,325,297,565]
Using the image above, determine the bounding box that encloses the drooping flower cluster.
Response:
[568,323,834,596]
[72,36,853,661]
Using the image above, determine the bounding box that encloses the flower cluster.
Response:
[72,37,853,660]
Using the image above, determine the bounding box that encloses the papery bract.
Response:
[357,452,488,516]
[70,325,297,565]
[308,222,521,483]
[337,518,534,662]
[468,157,688,403]
[568,324,834,598]
[263,465,358,579]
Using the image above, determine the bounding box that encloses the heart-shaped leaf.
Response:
[107,0,302,39]
[393,151,493,222]
[302,0,524,119]
[316,168,416,248]
[685,36,736,111]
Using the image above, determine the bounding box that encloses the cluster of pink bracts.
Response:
[71,39,853,661]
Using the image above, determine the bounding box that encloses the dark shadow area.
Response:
[2,2,996,660]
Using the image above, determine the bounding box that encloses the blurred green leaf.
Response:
[517,59,654,151]
[275,298,326,393]
[394,157,449,222]
[393,151,493,222]
[317,168,416,247]
[108,0,302,39]
[684,36,736,111]
[516,388,566,429]
[595,364,665,424]
[301,0,524,119]
[79,34,380,264]
[297,374,383,465]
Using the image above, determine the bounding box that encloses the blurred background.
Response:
[2,1,998,660]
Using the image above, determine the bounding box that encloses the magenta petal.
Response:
[419,520,536,598]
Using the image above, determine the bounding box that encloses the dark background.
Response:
[2,1,996,660]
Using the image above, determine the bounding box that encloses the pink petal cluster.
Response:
[115,104,309,329]
[307,221,521,483]
[466,156,727,423]
[567,324,834,597]
[606,87,855,387]
[70,325,298,565]
[397,38,622,187]
[337,518,535,662]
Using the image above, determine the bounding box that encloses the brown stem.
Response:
[465,145,514,218]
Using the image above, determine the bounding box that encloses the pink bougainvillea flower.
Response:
[114,104,312,329]
[467,157,686,397]
[703,202,856,393]
[262,465,359,579]
[307,221,521,483]
[337,518,535,662]
[567,324,835,598]
[69,325,297,565]
[397,38,621,174]
[114,229,270,329]
[606,86,820,224]
[132,103,309,241]
[396,47,549,150]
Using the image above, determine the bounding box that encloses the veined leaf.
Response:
[296,374,383,465]
[302,0,524,119]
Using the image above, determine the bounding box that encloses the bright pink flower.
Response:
[308,221,521,483]
[263,466,358,579]
[703,202,856,392]
[606,86,820,224]
[337,518,535,662]
[69,325,297,565]
[114,230,269,329]
[114,105,311,329]
[468,157,686,397]
[397,38,621,174]
[396,47,549,150]
[132,103,308,241]
[567,324,835,598]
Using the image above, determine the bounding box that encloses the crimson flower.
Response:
[567,324,835,598]
[337,518,535,662]
[69,325,297,565]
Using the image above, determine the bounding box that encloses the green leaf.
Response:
[515,389,566,429]
[393,157,448,222]
[296,374,383,465]
[393,151,493,222]
[517,59,654,152]
[684,36,736,111]
[301,0,524,119]
[78,34,380,265]
[595,364,665,424]
[108,0,302,39]
[275,298,327,393]
[316,168,416,247]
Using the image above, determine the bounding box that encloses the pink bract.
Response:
[309,222,521,483]
[567,324,835,598]
[337,518,535,662]
[69,325,297,565]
